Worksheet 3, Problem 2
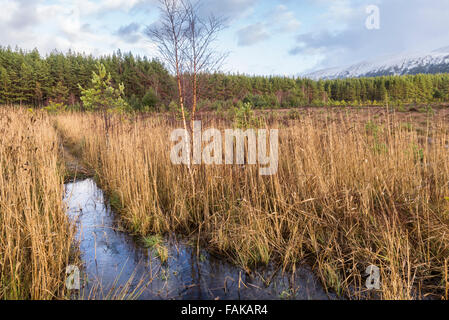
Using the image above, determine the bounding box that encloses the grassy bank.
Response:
[0,107,75,299]
[55,109,449,299]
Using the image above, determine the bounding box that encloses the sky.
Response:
[1,0,449,76]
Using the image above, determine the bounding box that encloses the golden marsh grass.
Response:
[0,107,75,300]
[54,110,449,300]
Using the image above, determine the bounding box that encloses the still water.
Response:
[64,179,333,300]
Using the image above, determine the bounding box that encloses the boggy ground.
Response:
[54,107,449,300]
[0,105,447,300]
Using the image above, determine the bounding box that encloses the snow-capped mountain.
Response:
[304,47,449,80]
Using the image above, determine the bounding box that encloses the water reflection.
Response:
[64,179,332,300]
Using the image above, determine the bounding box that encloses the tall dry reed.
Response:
[55,110,449,299]
[0,107,74,299]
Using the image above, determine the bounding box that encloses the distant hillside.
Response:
[305,46,449,80]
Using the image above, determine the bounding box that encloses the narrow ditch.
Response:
[60,136,334,300]
[64,178,334,300]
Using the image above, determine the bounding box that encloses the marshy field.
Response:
[1,105,448,300]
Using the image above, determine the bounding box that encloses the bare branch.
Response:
[179,0,228,124]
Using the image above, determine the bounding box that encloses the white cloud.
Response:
[236,3,301,47]
[72,0,149,16]
[237,23,270,46]
[0,0,157,57]
[3,0,449,76]
[290,0,449,71]
[200,0,257,20]
[271,5,301,33]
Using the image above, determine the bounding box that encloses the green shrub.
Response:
[79,63,130,114]
[243,94,278,109]
[233,102,260,128]
[169,101,190,121]
[44,101,66,114]
[287,109,301,120]
[141,88,159,111]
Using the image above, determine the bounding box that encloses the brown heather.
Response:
[0,107,75,299]
[54,110,449,300]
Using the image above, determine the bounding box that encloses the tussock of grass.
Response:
[55,111,449,299]
[108,191,124,213]
[142,235,163,249]
[142,235,168,263]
